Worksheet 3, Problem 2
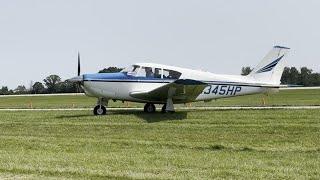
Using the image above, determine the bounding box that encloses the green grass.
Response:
[0,89,320,109]
[0,109,319,179]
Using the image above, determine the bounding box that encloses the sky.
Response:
[1,0,320,89]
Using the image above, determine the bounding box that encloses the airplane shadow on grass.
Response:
[109,110,188,123]
[56,110,188,123]
[56,114,93,119]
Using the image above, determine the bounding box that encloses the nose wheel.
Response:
[94,105,106,115]
[93,98,108,115]
[144,103,156,113]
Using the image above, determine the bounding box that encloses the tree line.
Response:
[1,66,319,95]
[0,67,123,95]
[0,75,79,95]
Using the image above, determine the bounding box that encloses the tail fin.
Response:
[249,46,290,85]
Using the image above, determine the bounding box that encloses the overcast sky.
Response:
[1,0,319,88]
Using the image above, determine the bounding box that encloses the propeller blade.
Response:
[77,52,81,76]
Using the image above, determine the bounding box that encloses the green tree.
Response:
[289,67,300,84]
[241,66,253,76]
[281,67,290,84]
[99,67,123,73]
[57,81,79,93]
[299,67,312,86]
[281,67,299,85]
[311,73,320,86]
[32,82,46,94]
[0,86,13,95]
[14,85,27,94]
[43,75,61,93]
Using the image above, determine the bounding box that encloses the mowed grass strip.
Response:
[0,89,320,109]
[0,109,319,179]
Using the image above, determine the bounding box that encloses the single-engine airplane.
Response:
[69,46,290,115]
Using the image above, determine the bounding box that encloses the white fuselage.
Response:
[82,63,275,104]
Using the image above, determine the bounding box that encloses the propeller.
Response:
[77,52,81,76]
[67,52,84,93]
[76,52,83,93]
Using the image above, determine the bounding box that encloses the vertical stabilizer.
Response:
[249,46,290,84]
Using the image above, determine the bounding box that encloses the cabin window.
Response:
[154,68,162,78]
[163,69,182,79]
[134,67,163,79]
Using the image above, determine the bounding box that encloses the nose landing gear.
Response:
[94,105,106,115]
[93,98,108,115]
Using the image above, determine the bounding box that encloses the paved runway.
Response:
[0,106,319,111]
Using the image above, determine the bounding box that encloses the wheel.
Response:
[93,105,107,115]
[161,104,167,113]
[144,103,156,113]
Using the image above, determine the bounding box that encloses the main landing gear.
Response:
[143,102,175,113]
[93,98,108,115]
[161,103,175,113]
[144,96,175,113]
[144,103,156,113]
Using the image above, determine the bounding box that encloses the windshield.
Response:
[121,65,140,75]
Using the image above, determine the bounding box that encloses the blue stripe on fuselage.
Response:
[83,72,167,81]
[84,72,130,80]
[83,72,177,84]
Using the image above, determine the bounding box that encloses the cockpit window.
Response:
[163,69,182,79]
[136,66,157,78]
[121,65,140,76]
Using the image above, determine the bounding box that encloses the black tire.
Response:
[161,104,167,113]
[93,105,107,115]
[144,103,156,113]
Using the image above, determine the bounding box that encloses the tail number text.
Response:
[203,85,242,96]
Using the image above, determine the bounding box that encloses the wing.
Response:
[129,79,207,103]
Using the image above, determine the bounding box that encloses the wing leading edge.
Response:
[129,79,207,103]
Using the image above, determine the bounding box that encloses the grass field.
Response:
[0,89,320,109]
[0,89,319,179]
[0,109,319,179]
